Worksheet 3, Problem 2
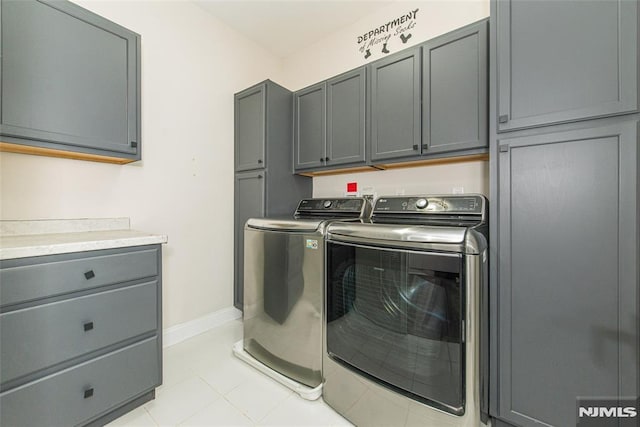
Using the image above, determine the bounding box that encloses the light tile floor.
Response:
[107,320,353,427]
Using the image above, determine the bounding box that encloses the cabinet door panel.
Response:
[235,84,266,171]
[0,0,139,156]
[234,171,266,309]
[424,20,487,153]
[327,68,366,166]
[496,121,638,427]
[294,83,326,170]
[370,48,421,161]
[497,0,637,131]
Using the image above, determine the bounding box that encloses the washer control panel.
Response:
[296,198,369,214]
[373,195,484,214]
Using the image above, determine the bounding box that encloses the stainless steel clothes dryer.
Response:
[323,195,489,425]
[236,198,371,399]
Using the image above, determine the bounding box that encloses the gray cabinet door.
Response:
[0,0,140,159]
[496,0,638,132]
[326,68,366,166]
[294,83,326,170]
[495,120,638,427]
[235,84,266,171]
[369,47,421,161]
[234,171,265,309]
[423,20,487,154]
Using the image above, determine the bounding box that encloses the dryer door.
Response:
[326,240,465,415]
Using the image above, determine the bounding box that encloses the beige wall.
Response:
[280,0,490,198]
[0,0,282,328]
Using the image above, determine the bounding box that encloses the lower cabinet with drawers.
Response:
[0,244,163,426]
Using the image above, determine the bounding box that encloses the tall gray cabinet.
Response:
[0,0,141,163]
[489,1,639,426]
[234,81,311,310]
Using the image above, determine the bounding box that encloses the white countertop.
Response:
[0,219,168,260]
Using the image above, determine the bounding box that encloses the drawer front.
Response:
[0,246,158,307]
[0,337,159,427]
[1,281,158,385]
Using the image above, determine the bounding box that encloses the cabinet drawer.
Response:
[0,337,159,427]
[1,281,158,385]
[0,246,158,307]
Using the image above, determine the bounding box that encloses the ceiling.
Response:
[194,0,395,58]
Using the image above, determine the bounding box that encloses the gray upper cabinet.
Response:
[235,84,266,171]
[369,47,421,161]
[423,19,488,154]
[496,0,638,132]
[494,120,639,427]
[294,83,326,170]
[326,68,366,167]
[0,0,141,162]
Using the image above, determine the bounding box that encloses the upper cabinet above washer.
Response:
[369,47,422,162]
[496,0,638,132]
[294,68,367,173]
[0,0,141,164]
[422,20,488,154]
[326,68,367,167]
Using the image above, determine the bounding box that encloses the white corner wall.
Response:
[280,0,490,198]
[0,0,282,329]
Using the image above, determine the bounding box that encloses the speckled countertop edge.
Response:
[0,219,168,260]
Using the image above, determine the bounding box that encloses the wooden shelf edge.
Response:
[375,153,489,170]
[295,153,489,177]
[0,142,135,165]
[296,165,382,177]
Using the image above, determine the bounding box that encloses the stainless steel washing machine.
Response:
[237,198,370,399]
[323,195,489,426]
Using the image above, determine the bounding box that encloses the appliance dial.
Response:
[323,200,333,208]
[415,198,428,209]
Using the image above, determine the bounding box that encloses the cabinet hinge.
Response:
[130,141,138,149]
[499,144,510,153]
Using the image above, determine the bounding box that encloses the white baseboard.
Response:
[163,306,242,348]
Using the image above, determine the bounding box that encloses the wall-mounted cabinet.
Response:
[369,47,422,162]
[326,68,367,167]
[294,68,367,172]
[0,0,141,164]
[294,83,326,170]
[293,19,489,174]
[496,0,637,132]
[423,20,488,154]
[234,80,311,309]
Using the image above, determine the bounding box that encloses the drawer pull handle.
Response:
[84,270,95,280]
[83,321,94,332]
[84,387,94,399]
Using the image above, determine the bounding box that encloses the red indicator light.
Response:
[347,182,357,192]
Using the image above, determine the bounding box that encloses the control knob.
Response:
[323,200,333,208]
[415,198,428,209]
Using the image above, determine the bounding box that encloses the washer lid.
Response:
[246,217,324,232]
